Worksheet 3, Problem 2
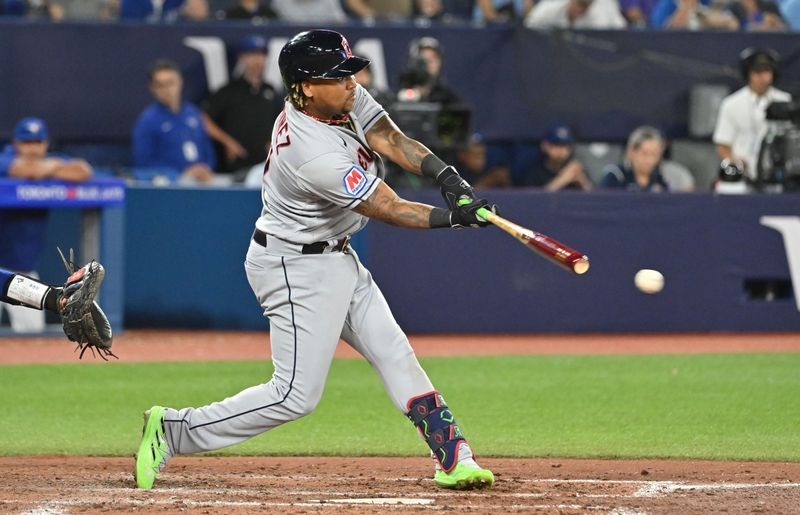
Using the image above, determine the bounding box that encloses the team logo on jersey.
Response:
[343,165,368,196]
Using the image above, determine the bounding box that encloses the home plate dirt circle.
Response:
[2,456,800,513]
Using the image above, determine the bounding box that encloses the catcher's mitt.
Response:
[57,248,116,360]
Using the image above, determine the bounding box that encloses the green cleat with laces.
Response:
[134,406,170,489]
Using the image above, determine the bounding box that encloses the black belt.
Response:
[252,229,349,254]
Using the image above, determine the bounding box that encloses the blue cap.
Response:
[545,124,573,145]
[14,117,49,142]
[240,35,268,55]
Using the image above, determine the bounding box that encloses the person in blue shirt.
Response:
[0,117,93,333]
[132,59,216,183]
[474,0,533,22]
[781,0,800,29]
[620,0,660,26]
[649,0,738,28]
[119,0,208,21]
[729,0,786,30]
[600,126,669,192]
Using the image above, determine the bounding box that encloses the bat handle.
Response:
[475,206,495,222]
[457,198,494,222]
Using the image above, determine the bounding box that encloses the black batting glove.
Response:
[420,154,477,211]
[450,197,496,228]
[436,166,477,211]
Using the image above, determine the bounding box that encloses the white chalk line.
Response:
[310,497,433,505]
[632,480,800,498]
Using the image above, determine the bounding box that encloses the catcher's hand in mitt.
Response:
[57,248,116,360]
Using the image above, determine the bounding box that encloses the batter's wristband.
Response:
[429,207,452,229]
[433,166,460,188]
[421,154,448,180]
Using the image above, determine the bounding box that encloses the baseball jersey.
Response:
[255,85,387,244]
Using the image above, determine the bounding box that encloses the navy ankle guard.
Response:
[407,391,465,472]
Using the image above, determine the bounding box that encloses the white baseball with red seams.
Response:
[161,85,441,454]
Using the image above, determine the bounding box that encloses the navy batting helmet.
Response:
[278,30,370,88]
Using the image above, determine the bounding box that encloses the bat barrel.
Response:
[471,203,590,275]
[571,255,590,275]
[526,231,589,274]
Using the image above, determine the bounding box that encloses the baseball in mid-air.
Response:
[634,269,664,294]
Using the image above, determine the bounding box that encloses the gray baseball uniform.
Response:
[162,86,436,454]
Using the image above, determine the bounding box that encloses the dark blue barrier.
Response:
[122,185,372,329]
[1,178,126,330]
[123,186,262,328]
[122,186,800,333]
[2,22,800,143]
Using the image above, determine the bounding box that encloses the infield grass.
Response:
[1,353,798,460]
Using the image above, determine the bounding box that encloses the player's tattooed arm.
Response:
[365,116,432,174]
[353,181,438,229]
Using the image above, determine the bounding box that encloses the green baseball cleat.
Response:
[434,462,495,490]
[134,406,170,489]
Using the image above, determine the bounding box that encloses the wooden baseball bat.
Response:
[473,205,590,275]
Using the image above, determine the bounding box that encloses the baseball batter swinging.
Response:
[135,29,497,491]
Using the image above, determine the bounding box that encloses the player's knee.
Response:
[284,390,323,419]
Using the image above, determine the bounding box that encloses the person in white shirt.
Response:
[713,47,791,181]
[271,0,348,22]
[524,0,627,29]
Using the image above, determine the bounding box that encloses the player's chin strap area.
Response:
[407,391,466,473]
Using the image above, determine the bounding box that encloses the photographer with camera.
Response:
[713,47,791,185]
[397,37,462,105]
[388,37,472,188]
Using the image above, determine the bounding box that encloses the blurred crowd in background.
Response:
[2,0,800,31]
[0,30,795,195]
[1,0,798,196]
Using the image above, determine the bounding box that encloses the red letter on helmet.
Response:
[341,37,353,57]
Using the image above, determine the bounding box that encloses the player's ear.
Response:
[301,80,314,100]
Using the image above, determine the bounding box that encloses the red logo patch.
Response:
[343,166,368,196]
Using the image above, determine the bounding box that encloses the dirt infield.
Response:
[2,456,800,513]
[2,330,799,364]
[2,331,799,513]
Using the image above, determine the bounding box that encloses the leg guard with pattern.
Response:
[407,391,466,473]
